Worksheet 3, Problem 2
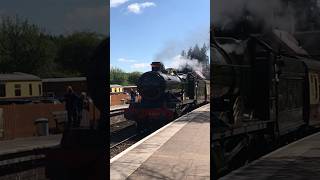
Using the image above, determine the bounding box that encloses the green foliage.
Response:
[0,16,57,75]
[55,32,102,76]
[127,71,142,85]
[110,68,142,86]
[0,15,106,78]
[110,67,127,85]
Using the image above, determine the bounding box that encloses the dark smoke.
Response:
[211,0,297,36]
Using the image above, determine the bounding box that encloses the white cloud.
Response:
[118,58,136,63]
[140,2,156,8]
[127,2,156,14]
[132,63,150,68]
[111,0,129,8]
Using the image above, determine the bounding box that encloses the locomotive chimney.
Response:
[151,62,165,72]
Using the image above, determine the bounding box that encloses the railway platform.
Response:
[110,104,129,111]
[220,131,320,180]
[0,135,61,155]
[110,104,210,180]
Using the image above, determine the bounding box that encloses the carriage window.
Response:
[14,84,21,97]
[279,79,303,110]
[38,84,42,96]
[29,84,32,96]
[315,75,319,102]
[278,80,288,111]
[0,84,5,97]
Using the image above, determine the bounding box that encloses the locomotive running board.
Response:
[212,120,273,141]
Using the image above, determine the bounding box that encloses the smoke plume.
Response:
[169,55,203,73]
[218,40,247,55]
[211,0,296,33]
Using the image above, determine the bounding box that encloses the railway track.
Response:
[109,103,209,158]
[110,108,127,117]
[110,134,137,149]
[0,147,54,177]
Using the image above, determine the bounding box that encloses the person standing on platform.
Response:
[76,93,84,127]
[135,90,140,102]
[64,86,79,129]
[79,92,90,127]
[130,88,136,103]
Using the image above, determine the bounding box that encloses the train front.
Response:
[124,62,183,129]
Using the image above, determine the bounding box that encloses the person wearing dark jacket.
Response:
[130,89,136,103]
[64,86,79,129]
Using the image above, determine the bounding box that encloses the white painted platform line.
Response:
[110,104,210,180]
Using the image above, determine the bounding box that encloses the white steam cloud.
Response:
[167,55,204,77]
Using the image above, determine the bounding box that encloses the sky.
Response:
[111,0,210,72]
[0,0,108,35]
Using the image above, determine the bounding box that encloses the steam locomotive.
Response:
[124,62,209,130]
[212,29,320,176]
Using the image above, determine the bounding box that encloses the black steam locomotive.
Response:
[124,62,209,130]
[212,29,320,176]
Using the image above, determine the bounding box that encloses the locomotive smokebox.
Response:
[137,71,166,100]
[137,62,183,101]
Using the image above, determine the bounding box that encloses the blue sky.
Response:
[111,0,210,72]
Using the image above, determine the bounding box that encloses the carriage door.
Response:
[277,60,305,135]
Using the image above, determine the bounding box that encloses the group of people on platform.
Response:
[64,86,90,129]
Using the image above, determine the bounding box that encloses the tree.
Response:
[110,67,127,85]
[0,16,56,76]
[192,44,201,60]
[200,43,209,66]
[55,32,102,76]
[187,47,193,59]
[181,50,186,57]
[180,43,210,79]
[127,71,142,85]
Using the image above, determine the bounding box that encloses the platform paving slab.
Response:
[110,104,129,111]
[110,104,210,180]
[220,132,320,180]
[0,135,61,155]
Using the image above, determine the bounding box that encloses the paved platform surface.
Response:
[220,132,320,180]
[0,135,61,155]
[110,104,210,180]
[110,104,129,111]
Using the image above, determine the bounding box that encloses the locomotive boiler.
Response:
[125,62,209,130]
